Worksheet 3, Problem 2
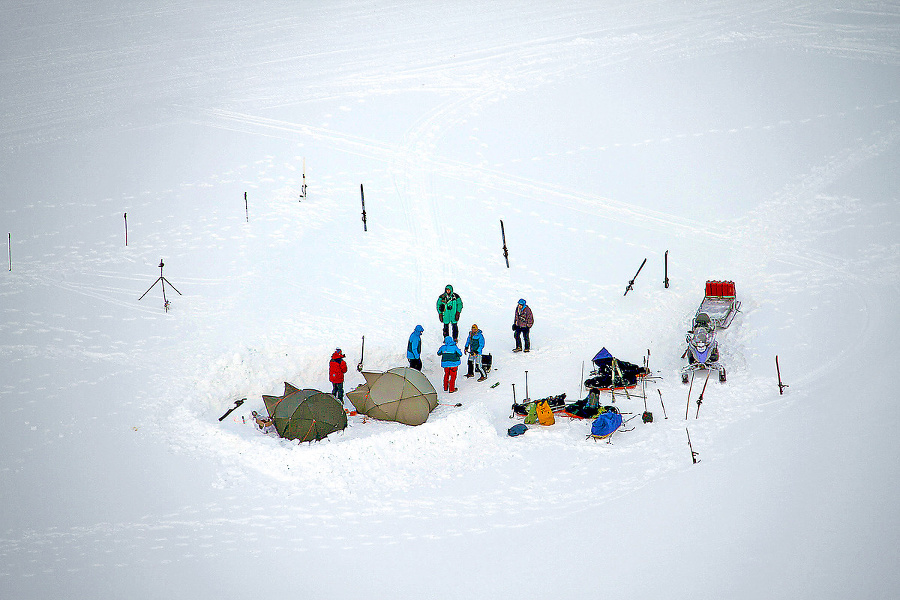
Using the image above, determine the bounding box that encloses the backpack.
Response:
[507,424,527,436]
[524,402,538,425]
[536,400,555,426]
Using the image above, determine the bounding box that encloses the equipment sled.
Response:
[511,393,566,417]
[587,407,623,441]
[584,348,649,391]
[681,281,741,383]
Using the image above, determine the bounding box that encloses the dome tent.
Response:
[346,367,438,426]
[262,383,347,442]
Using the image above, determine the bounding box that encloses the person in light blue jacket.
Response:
[464,324,487,381]
[407,324,424,371]
[437,335,463,393]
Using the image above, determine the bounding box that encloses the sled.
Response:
[695,280,741,330]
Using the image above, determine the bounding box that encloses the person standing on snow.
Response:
[329,348,348,401]
[436,284,463,343]
[464,324,487,381]
[513,298,534,352]
[436,335,463,393]
[407,324,424,371]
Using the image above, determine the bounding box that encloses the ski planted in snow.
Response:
[664,250,669,288]
[624,258,647,296]
[360,184,367,232]
[776,355,789,395]
[686,427,700,464]
[500,219,510,268]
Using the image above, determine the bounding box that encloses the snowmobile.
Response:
[681,281,741,384]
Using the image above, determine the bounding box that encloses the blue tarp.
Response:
[591,411,622,437]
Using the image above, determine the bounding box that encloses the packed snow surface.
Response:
[1,1,898,598]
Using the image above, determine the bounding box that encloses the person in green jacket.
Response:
[436,284,463,342]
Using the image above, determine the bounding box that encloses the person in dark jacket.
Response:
[436,284,463,342]
[436,335,463,393]
[513,298,534,352]
[464,324,487,381]
[407,324,424,371]
[329,348,348,401]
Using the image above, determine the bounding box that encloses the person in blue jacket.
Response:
[407,324,424,371]
[464,324,487,381]
[436,335,463,393]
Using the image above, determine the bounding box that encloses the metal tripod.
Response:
[139,259,182,312]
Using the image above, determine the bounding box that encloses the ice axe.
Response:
[218,398,245,422]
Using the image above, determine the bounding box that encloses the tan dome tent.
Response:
[262,383,347,442]
[346,367,438,426]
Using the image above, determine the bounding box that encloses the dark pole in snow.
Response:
[776,355,789,395]
[300,157,307,200]
[696,370,710,419]
[624,258,647,296]
[500,220,509,268]
[360,184,367,232]
[686,427,700,464]
[658,389,668,419]
[664,250,669,288]
[244,192,249,222]
[7,233,10,271]
[124,213,128,246]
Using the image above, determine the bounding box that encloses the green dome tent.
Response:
[346,367,438,426]
[262,383,347,442]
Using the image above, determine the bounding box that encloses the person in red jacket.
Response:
[329,348,348,402]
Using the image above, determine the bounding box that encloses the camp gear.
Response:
[512,393,566,417]
[357,335,365,372]
[624,257,647,296]
[681,281,740,383]
[589,410,623,440]
[524,402,538,424]
[262,383,347,442]
[508,424,527,436]
[347,367,438,426]
[563,400,616,420]
[536,400,555,425]
[642,394,653,423]
[584,348,649,391]
[776,355,789,395]
[218,398,245,422]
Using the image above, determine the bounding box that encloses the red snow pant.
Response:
[443,366,458,392]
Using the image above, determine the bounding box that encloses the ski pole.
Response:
[686,427,699,464]
[658,389,668,419]
[664,250,669,289]
[686,371,694,420]
[776,355,789,395]
[696,371,710,419]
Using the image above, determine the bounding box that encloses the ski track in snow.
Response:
[2,0,899,583]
